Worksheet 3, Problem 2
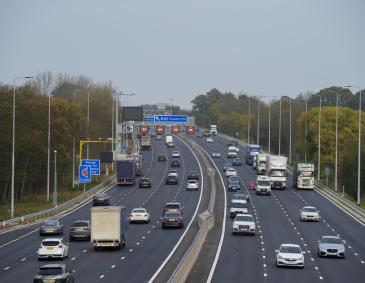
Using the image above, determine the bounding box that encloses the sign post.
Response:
[81,159,101,175]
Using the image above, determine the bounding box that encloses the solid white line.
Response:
[148,135,204,283]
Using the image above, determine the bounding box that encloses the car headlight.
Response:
[338,247,345,252]
[278,255,285,260]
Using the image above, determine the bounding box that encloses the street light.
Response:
[53,150,57,207]
[305,96,308,162]
[256,96,264,145]
[248,97,251,144]
[281,96,292,163]
[279,98,282,155]
[268,96,279,153]
[11,76,34,218]
[318,94,322,181]
[345,85,362,205]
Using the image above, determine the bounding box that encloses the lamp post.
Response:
[248,97,251,144]
[268,96,278,153]
[11,76,34,218]
[345,86,362,205]
[318,95,322,181]
[280,96,292,163]
[305,97,308,162]
[279,98,282,155]
[53,150,57,207]
[256,96,264,145]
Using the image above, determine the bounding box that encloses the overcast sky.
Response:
[1,0,364,109]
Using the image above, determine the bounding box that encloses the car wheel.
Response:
[162,224,165,229]
[232,232,236,235]
[317,252,322,257]
[299,265,304,269]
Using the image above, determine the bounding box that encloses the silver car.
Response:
[317,236,346,258]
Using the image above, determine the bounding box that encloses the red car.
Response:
[249,181,257,191]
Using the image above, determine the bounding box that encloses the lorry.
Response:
[256,175,271,195]
[229,199,248,218]
[91,206,126,250]
[266,155,287,189]
[210,125,218,135]
[116,158,136,185]
[293,163,315,190]
[165,135,174,147]
[257,153,267,175]
[245,144,261,165]
[141,135,151,150]
[129,153,142,176]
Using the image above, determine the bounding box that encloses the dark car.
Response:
[139,178,152,188]
[223,163,233,172]
[161,211,184,229]
[187,171,199,181]
[69,220,91,241]
[34,264,74,283]
[39,219,63,236]
[166,174,179,185]
[228,178,241,192]
[203,132,210,137]
[232,158,242,166]
[163,202,183,214]
[227,140,238,146]
[171,160,180,167]
[93,192,110,206]
[158,154,166,162]
[196,133,204,138]
[232,193,250,202]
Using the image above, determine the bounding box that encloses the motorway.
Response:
[191,134,365,283]
[0,136,202,283]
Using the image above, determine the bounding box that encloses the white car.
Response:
[225,168,238,177]
[227,150,237,158]
[37,238,69,260]
[130,208,150,223]
[232,214,255,235]
[171,151,180,158]
[300,206,320,221]
[276,244,305,268]
[207,137,213,143]
[212,151,221,158]
[168,169,178,177]
[186,180,199,191]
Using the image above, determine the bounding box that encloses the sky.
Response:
[1,0,364,109]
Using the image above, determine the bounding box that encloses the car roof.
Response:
[39,263,66,269]
[140,177,150,180]
[188,179,198,182]
[132,207,146,211]
[303,206,316,209]
[166,202,181,206]
[321,235,340,239]
[73,220,89,223]
[42,238,62,242]
[231,199,247,204]
[280,243,301,248]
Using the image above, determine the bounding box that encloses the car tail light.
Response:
[58,244,63,248]
[144,214,148,217]
[130,214,133,217]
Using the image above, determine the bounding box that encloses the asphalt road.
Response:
[0,136,202,283]
[191,134,365,283]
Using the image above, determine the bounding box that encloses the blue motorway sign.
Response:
[79,165,91,183]
[147,117,155,122]
[154,115,188,123]
[81,159,100,175]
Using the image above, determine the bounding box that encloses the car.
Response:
[232,192,250,202]
[212,151,221,158]
[168,169,178,177]
[171,151,180,158]
[225,168,238,177]
[139,177,152,188]
[166,174,179,185]
[69,220,91,241]
[34,264,74,283]
[167,142,175,147]
[196,133,204,138]
[227,177,241,192]
[249,181,257,191]
[223,163,232,172]
[317,236,345,258]
[232,158,242,166]
[203,132,210,137]
[187,170,199,181]
[229,199,248,218]
[256,175,271,195]
[156,135,162,140]
[171,160,181,167]
[37,238,69,260]
[93,192,110,206]
[227,140,238,147]
[187,180,199,191]
[130,208,150,223]
[227,150,237,158]
[161,211,184,228]
[158,154,166,162]
[207,137,213,143]
[276,244,305,268]
[232,214,256,235]
[40,220,63,236]
[163,202,183,214]
[300,206,320,221]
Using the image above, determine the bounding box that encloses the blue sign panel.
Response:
[79,165,91,183]
[154,115,188,123]
[81,159,100,175]
[147,117,155,122]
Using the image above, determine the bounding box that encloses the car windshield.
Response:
[38,267,64,276]
[231,202,247,208]
[280,246,301,254]
[188,180,197,184]
[271,170,285,177]
[233,194,246,199]
[42,241,60,247]
[322,237,342,244]
[96,193,107,198]
[166,204,180,209]
[235,215,253,222]
[229,177,240,182]
[164,212,181,218]
[257,180,270,186]
[72,222,88,227]
[227,169,236,173]
[300,171,313,177]
[303,207,317,213]
[141,178,149,182]
[133,209,146,213]
[169,170,177,173]
[44,220,57,226]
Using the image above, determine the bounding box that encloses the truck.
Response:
[266,155,287,189]
[141,135,151,150]
[245,144,261,165]
[210,125,218,135]
[257,153,267,175]
[293,163,315,190]
[129,153,142,176]
[116,158,136,185]
[256,175,271,195]
[165,135,174,147]
[91,206,126,250]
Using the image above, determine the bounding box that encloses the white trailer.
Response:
[266,155,287,189]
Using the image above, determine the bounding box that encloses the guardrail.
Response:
[2,175,116,229]
[217,132,365,222]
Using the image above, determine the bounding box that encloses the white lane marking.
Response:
[111,265,115,269]
[99,275,105,279]
[20,257,26,261]
[4,266,10,270]
[129,249,133,252]
[83,249,87,253]
[71,257,76,261]
[121,257,125,260]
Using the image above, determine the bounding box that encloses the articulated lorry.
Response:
[141,135,151,150]
[257,153,267,175]
[266,155,287,189]
[129,153,142,176]
[117,158,136,185]
[246,144,261,165]
[91,206,126,250]
[293,163,315,190]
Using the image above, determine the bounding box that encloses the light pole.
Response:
[46,93,51,201]
[11,76,34,218]
[279,98,282,155]
[53,150,57,207]
[318,95,322,181]
[268,96,278,153]
[305,97,308,162]
[345,86,362,205]
[280,96,292,163]
[248,97,251,144]
[256,96,264,145]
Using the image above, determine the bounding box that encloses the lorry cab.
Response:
[256,175,271,195]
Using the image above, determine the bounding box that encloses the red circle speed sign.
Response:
[139,125,148,134]
[171,125,180,134]
[156,125,165,134]
[186,126,195,134]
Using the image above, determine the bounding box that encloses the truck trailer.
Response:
[141,135,151,150]
[116,158,136,185]
[246,144,261,165]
